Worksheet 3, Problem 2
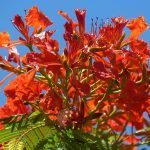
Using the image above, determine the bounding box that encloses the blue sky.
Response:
[0,0,150,42]
[0,1,150,149]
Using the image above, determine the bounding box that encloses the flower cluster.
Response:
[0,6,149,148]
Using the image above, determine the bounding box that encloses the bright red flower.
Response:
[118,80,149,129]
[59,10,84,66]
[127,16,149,41]
[70,74,90,96]
[0,32,23,47]
[93,61,114,81]
[25,6,53,33]
[12,15,29,40]
[13,15,25,28]
[98,16,128,48]
[24,51,63,80]
[0,100,29,119]
[39,90,63,120]
[31,30,59,52]
[0,32,10,46]
[0,32,21,65]
[75,9,86,35]
[4,70,45,102]
[130,40,150,61]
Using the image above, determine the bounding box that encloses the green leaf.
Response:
[13,125,51,150]
[29,111,45,124]
[0,127,26,143]
[0,122,53,150]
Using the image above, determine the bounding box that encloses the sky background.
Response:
[0,1,150,149]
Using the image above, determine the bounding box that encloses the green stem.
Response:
[90,80,101,88]
[26,43,34,52]
[80,74,93,83]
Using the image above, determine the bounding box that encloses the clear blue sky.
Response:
[0,1,150,149]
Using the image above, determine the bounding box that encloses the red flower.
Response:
[93,61,114,81]
[0,32,10,46]
[12,15,29,40]
[25,6,53,33]
[118,80,149,129]
[127,16,149,41]
[39,90,63,120]
[24,51,63,80]
[70,74,90,96]
[130,40,150,61]
[59,10,83,66]
[31,30,59,52]
[75,9,86,35]
[98,16,128,48]
[4,70,45,102]
[0,100,29,119]
[13,15,25,28]
[0,32,21,64]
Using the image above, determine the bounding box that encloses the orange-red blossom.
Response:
[0,6,149,149]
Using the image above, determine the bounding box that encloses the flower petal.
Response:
[75,9,86,34]
[127,16,149,40]
[26,6,53,32]
[0,32,10,46]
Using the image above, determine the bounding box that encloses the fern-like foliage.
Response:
[0,111,53,150]
[0,111,122,150]
[35,129,121,150]
[1,123,52,150]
